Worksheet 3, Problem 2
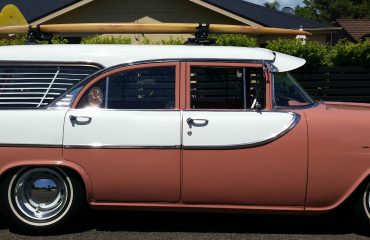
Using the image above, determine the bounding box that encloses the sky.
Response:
[246,0,304,9]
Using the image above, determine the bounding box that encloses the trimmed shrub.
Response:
[331,39,370,68]
[211,34,258,47]
[1,34,369,68]
[0,35,68,45]
[143,37,185,45]
[0,35,27,45]
[81,35,131,44]
[266,39,331,68]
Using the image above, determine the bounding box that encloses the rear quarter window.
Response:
[0,64,100,109]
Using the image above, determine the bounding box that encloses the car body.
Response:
[0,44,369,232]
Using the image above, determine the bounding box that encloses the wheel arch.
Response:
[0,160,94,202]
[306,170,370,213]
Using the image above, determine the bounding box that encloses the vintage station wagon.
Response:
[0,44,369,232]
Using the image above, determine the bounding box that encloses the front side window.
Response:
[273,72,314,108]
[77,66,176,109]
[190,66,265,109]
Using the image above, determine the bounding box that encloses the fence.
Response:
[292,66,370,103]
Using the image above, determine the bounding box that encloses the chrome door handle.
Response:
[187,118,209,125]
[69,115,92,121]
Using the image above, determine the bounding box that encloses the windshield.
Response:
[273,72,315,108]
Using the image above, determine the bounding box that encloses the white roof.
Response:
[0,44,305,72]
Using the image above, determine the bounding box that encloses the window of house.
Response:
[77,66,176,109]
[190,66,265,109]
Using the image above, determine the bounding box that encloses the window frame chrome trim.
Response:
[54,59,271,109]
[0,144,61,148]
[271,72,318,110]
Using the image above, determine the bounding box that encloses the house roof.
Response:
[336,19,370,41]
[204,0,329,29]
[0,0,78,23]
[1,0,332,30]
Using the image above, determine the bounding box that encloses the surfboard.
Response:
[0,23,311,36]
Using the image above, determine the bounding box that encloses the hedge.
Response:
[1,34,369,68]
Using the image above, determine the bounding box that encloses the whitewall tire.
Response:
[0,167,85,233]
[355,182,370,232]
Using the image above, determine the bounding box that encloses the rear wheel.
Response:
[0,167,85,233]
[355,182,370,231]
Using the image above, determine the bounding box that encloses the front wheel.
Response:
[0,167,85,233]
[355,182,370,231]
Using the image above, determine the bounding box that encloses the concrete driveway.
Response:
[0,209,369,240]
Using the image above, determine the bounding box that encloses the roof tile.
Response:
[336,19,370,40]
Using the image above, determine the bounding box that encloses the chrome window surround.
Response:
[52,59,272,109]
[271,72,318,110]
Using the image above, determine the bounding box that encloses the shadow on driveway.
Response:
[79,209,368,235]
[1,209,369,238]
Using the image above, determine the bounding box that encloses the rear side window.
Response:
[0,65,99,108]
[77,66,176,109]
[190,66,265,109]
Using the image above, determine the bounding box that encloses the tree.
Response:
[295,0,370,23]
[264,0,280,10]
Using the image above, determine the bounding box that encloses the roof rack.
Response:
[185,23,216,46]
[0,22,312,45]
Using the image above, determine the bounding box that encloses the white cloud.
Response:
[246,0,304,9]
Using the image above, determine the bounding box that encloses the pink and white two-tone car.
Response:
[0,44,369,232]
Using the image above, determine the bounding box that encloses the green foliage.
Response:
[295,0,370,23]
[266,38,370,68]
[0,35,27,45]
[331,39,370,68]
[143,37,185,45]
[266,39,331,68]
[0,35,68,45]
[212,34,259,47]
[81,35,131,44]
[1,34,369,68]
[264,0,280,10]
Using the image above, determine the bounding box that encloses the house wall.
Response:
[43,0,245,43]
[29,0,329,45]
[45,0,241,24]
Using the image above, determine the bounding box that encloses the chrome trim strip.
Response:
[183,112,301,150]
[0,144,61,148]
[0,61,103,69]
[0,111,299,150]
[0,143,181,149]
[63,145,181,149]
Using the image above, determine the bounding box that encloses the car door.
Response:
[182,62,308,207]
[63,62,181,203]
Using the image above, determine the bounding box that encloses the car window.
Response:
[0,65,99,109]
[77,66,176,109]
[190,66,265,109]
[274,72,314,108]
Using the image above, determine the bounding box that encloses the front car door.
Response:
[182,62,308,208]
[63,62,181,203]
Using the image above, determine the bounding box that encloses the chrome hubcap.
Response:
[13,168,69,221]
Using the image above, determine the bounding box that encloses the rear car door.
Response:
[182,62,308,207]
[63,62,181,202]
